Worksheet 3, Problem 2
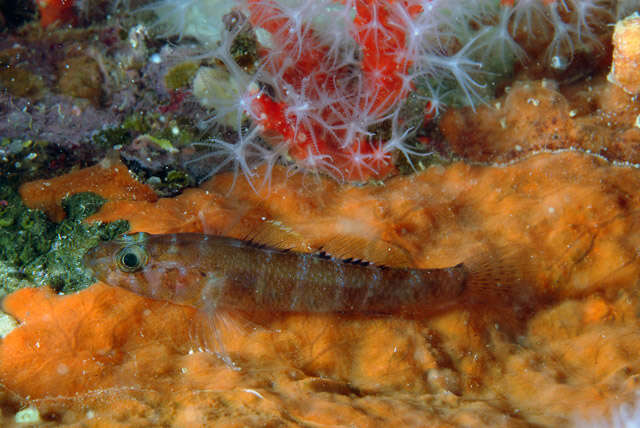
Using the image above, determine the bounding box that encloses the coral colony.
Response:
[120,0,613,185]
[32,0,616,184]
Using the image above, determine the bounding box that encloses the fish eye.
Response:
[116,244,148,272]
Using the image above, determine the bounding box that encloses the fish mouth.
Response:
[82,250,97,279]
[82,244,111,281]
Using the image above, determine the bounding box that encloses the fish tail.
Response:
[461,246,542,332]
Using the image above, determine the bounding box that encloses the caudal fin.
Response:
[462,245,544,333]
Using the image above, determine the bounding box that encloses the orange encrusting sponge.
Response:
[5,150,640,425]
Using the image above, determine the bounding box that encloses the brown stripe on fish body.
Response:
[212,245,469,315]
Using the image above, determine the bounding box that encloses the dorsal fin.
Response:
[227,214,414,267]
[310,250,377,267]
[309,235,414,267]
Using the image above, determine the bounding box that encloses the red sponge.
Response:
[37,0,76,28]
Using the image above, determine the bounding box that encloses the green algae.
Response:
[92,112,196,151]
[122,111,155,134]
[89,114,197,196]
[0,138,89,184]
[396,150,452,175]
[229,32,258,69]
[61,192,108,223]
[0,184,53,267]
[0,66,45,99]
[154,168,194,196]
[0,184,128,294]
[119,112,196,148]
[125,154,195,197]
[0,139,51,182]
[91,127,134,150]
[164,62,199,90]
[57,55,104,105]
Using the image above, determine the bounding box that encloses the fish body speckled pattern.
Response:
[84,233,471,316]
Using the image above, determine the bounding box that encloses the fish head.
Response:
[84,232,153,292]
[84,233,221,308]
